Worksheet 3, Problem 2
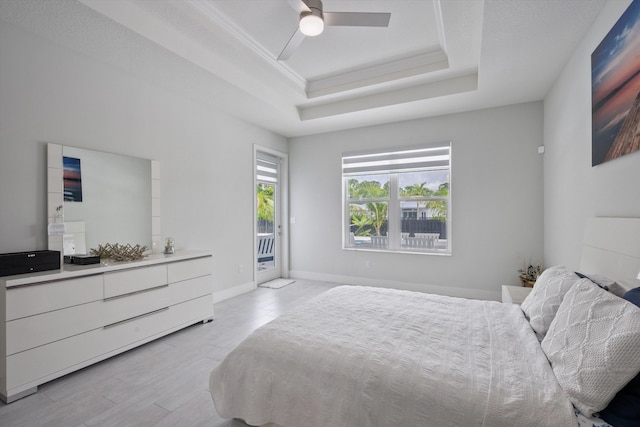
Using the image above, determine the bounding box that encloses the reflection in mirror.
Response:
[60,146,152,256]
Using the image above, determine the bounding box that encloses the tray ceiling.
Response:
[6,0,607,137]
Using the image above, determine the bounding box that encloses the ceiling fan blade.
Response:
[284,0,310,14]
[324,12,391,27]
[277,27,306,61]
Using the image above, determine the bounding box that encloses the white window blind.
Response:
[342,144,450,175]
[256,153,279,183]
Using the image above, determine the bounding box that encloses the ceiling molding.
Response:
[432,0,447,54]
[183,0,453,103]
[306,49,449,98]
[77,0,304,114]
[300,72,478,120]
[182,0,307,89]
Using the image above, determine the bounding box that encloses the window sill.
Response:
[342,247,452,256]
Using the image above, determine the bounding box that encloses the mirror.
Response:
[47,144,158,257]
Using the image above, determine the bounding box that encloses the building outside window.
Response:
[342,143,451,254]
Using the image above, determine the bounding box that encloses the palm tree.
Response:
[399,181,448,221]
[348,179,388,236]
[349,206,373,236]
[367,201,387,236]
[428,182,448,221]
[400,182,431,197]
[257,184,274,222]
[400,182,431,220]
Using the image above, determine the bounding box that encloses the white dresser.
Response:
[0,251,213,403]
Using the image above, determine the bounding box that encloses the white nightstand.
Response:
[501,285,533,304]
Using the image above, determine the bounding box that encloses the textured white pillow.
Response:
[541,280,640,416]
[577,272,627,297]
[520,265,583,338]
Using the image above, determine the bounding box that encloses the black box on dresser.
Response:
[0,250,60,276]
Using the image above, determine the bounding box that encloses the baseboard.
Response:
[288,270,501,301]
[213,281,255,303]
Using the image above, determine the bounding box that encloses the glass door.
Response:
[256,152,281,283]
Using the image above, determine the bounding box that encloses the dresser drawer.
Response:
[6,301,178,390]
[6,275,103,321]
[6,328,105,390]
[167,294,214,326]
[105,294,212,351]
[103,285,170,326]
[167,257,211,283]
[6,300,104,356]
[169,275,212,305]
[104,265,167,298]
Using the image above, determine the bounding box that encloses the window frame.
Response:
[342,143,451,255]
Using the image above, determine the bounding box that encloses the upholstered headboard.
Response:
[580,217,640,293]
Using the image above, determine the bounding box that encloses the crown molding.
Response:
[184,0,307,89]
[183,0,454,102]
[306,50,449,99]
[299,72,478,120]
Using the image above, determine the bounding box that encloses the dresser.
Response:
[0,251,213,403]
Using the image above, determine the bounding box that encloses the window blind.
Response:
[342,143,450,175]
[257,153,279,183]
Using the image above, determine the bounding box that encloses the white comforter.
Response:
[210,286,576,427]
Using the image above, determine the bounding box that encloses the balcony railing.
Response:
[352,232,443,250]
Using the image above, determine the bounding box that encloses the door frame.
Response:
[253,145,289,287]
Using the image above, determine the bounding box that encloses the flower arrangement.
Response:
[518,264,542,287]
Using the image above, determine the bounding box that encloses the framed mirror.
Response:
[47,143,160,258]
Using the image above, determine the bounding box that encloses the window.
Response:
[342,143,451,254]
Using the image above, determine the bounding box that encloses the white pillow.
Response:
[541,280,640,416]
[520,265,583,338]
[576,271,627,297]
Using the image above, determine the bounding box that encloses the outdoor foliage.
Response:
[399,181,448,220]
[350,210,373,236]
[257,184,274,222]
[348,179,389,236]
[348,178,448,236]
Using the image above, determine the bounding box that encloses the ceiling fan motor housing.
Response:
[304,0,324,14]
[279,0,391,60]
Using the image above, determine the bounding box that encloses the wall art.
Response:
[63,156,83,202]
[591,0,640,166]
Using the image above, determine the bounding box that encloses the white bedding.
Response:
[210,286,576,427]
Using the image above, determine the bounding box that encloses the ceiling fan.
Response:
[278,0,391,61]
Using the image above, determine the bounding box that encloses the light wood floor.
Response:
[0,279,339,427]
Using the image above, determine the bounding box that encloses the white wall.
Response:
[544,0,640,270]
[289,102,544,300]
[0,2,287,297]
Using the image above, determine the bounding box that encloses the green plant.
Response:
[257,184,274,222]
[349,207,373,236]
[348,179,388,236]
[518,264,542,283]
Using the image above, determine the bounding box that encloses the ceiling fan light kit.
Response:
[278,0,391,61]
[299,10,324,36]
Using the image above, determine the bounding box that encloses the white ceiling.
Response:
[74,0,606,138]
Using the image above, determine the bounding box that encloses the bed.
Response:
[209,218,640,427]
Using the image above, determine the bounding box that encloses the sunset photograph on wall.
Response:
[63,156,83,202]
[591,0,640,166]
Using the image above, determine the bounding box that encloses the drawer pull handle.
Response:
[8,273,103,289]
[103,307,169,328]
[104,284,169,301]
